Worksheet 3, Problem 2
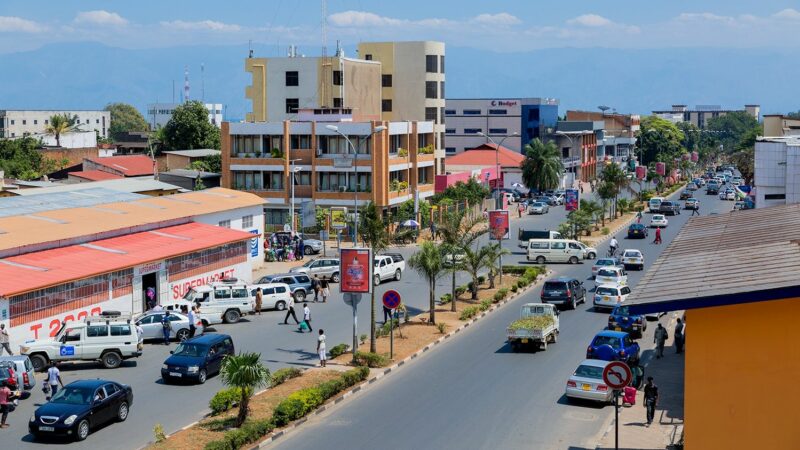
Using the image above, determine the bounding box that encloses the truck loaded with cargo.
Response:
[506,303,560,351]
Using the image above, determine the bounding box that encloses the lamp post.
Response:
[289,159,302,235]
[555,131,580,189]
[326,124,387,245]
[477,131,519,209]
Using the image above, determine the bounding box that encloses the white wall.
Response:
[2,110,110,139]
[194,204,265,268]
[41,131,97,148]
[265,58,320,122]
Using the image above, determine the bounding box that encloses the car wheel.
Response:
[294,290,306,302]
[176,328,190,341]
[395,269,402,281]
[582,292,587,304]
[536,256,546,264]
[101,351,122,369]
[30,354,48,372]
[331,272,340,283]
[551,331,558,343]
[76,419,90,441]
[304,246,314,255]
[224,309,241,324]
[117,402,129,422]
[569,256,579,264]
[275,300,287,311]
[374,274,381,286]
[197,369,207,384]
[588,252,596,259]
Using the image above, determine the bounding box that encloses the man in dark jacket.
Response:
[674,318,685,353]
[644,377,659,425]
[654,323,668,359]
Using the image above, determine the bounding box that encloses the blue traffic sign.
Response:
[382,290,402,310]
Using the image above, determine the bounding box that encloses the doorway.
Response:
[142,272,158,310]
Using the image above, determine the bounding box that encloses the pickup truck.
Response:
[373,253,405,285]
[506,303,560,351]
[658,201,681,216]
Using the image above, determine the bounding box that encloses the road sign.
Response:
[382,290,402,310]
[343,293,363,307]
[603,361,633,390]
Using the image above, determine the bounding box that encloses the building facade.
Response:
[0,110,110,139]
[652,104,760,129]
[546,121,601,184]
[146,103,224,129]
[444,98,559,154]
[754,136,800,208]
[763,114,800,137]
[566,110,638,162]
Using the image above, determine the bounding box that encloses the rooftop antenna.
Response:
[184,65,190,103]
[248,39,253,58]
[598,105,610,116]
[201,63,205,103]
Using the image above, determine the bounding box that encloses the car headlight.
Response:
[64,415,78,425]
[187,366,199,373]
[30,414,36,423]
[162,364,169,370]
[20,346,29,354]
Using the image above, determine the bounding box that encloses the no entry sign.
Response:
[382,289,402,310]
[603,361,633,390]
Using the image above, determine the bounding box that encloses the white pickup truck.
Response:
[506,303,560,351]
[373,253,406,285]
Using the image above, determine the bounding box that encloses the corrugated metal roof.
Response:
[626,203,800,310]
[68,170,123,181]
[12,178,184,196]
[163,149,221,157]
[87,155,155,176]
[0,188,146,218]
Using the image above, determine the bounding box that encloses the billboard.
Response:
[330,207,348,230]
[635,165,646,180]
[488,210,510,240]
[655,162,666,176]
[565,188,579,212]
[340,248,372,293]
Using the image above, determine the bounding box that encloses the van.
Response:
[179,279,255,324]
[518,230,563,248]
[527,239,585,264]
[648,197,664,213]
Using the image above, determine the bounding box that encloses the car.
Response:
[551,192,566,205]
[593,283,632,311]
[0,355,36,393]
[565,359,614,403]
[685,198,699,210]
[659,201,681,216]
[29,379,133,441]
[270,232,324,255]
[721,189,736,201]
[595,266,628,286]
[680,190,693,199]
[620,249,644,271]
[649,214,668,228]
[257,273,313,302]
[627,223,648,239]
[373,254,405,285]
[179,280,256,324]
[527,201,549,214]
[288,257,341,282]
[0,361,19,392]
[733,201,752,211]
[686,183,698,191]
[575,242,597,260]
[608,305,647,336]
[540,277,586,310]
[693,178,706,187]
[135,311,204,343]
[648,197,664,213]
[161,334,235,384]
[535,195,557,206]
[591,257,619,278]
[585,330,641,365]
[249,283,293,311]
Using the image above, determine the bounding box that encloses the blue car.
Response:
[161,333,235,384]
[608,305,646,337]
[29,379,133,441]
[585,330,640,365]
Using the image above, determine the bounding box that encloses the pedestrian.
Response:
[320,278,330,303]
[636,210,643,224]
[45,361,63,400]
[146,286,156,309]
[135,322,144,345]
[518,203,524,218]
[254,288,263,315]
[430,221,437,240]
[643,377,659,426]
[298,239,305,261]
[0,380,13,428]
[692,204,700,216]
[674,318,685,354]
[654,323,669,359]
[187,306,197,337]
[383,304,393,324]
[317,329,327,367]
[161,311,172,345]
[283,295,300,325]
[0,324,12,356]
[653,227,662,244]
[302,303,313,332]
[311,275,320,302]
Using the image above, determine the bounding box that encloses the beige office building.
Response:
[763,114,800,137]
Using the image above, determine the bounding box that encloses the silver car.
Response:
[135,311,203,342]
[528,201,549,215]
[289,257,341,282]
[0,355,36,392]
[565,359,614,403]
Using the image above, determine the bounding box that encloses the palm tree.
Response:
[358,202,394,353]
[484,243,510,289]
[462,245,494,300]
[408,240,445,324]
[436,210,487,311]
[520,139,564,193]
[596,182,616,226]
[45,114,74,147]
[580,199,603,231]
[220,352,270,427]
[599,163,629,218]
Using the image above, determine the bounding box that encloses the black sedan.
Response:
[29,379,133,441]
[627,223,649,239]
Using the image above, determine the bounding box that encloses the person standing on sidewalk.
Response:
[284,295,299,325]
[187,307,197,338]
[644,377,659,426]
[317,329,327,367]
[674,318,685,354]
[302,303,313,332]
[0,324,12,355]
[654,323,669,358]
[311,275,320,302]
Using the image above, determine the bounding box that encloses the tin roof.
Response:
[68,170,123,181]
[11,178,184,196]
[163,149,221,158]
[0,188,146,218]
[87,155,155,176]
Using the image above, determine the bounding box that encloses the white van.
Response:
[527,239,585,264]
[648,197,665,213]
[180,279,256,324]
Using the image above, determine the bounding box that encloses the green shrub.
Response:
[502,265,529,275]
[204,440,230,450]
[455,285,467,297]
[317,378,346,400]
[270,367,302,387]
[209,387,242,415]
[354,351,390,368]
[380,319,399,337]
[510,285,518,293]
[154,423,166,443]
[517,279,527,289]
[360,334,367,344]
[440,293,452,304]
[213,419,275,450]
[328,343,349,359]
[341,366,370,387]
[524,267,541,279]
[601,227,610,235]
[459,306,480,320]
[436,322,448,334]
[498,288,509,297]
[479,299,492,311]
[273,388,323,426]
[477,275,486,284]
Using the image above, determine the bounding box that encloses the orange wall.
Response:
[685,297,800,450]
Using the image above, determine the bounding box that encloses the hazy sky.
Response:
[2,0,800,54]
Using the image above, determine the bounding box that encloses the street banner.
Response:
[635,165,646,180]
[565,188,579,212]
[340,248,372,293]
[488,210,510,241]
[330,207,348,230]
[655,162,666,176]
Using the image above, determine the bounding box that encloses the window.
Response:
[765,194,786,200]
[464,128,482,134]
[33,119,38,125]
[294,172,311,185]
[110,325,131,336]
[382,74,392,87]
[22,120,26,125]
[104,383,119,395]
[233,170,264,190]
[242,215,253,228]
[86,119,89,124]
[445,128,456,134]
[365,54,372,60]
[551,242,566,250]
[214,288,231,299]
[266,172,284,190]
[290,134,311,149]
[332,70,342,86]
[425,81,437,99]
[285,71,299,86]
[569,243,582,250]
[530,242,549,249]
[489,128,508,134]
[218,220,231,228]
[382,99,392,112]
[333,97,342,108]
[285,98,299,114]
[232,288,248,298]
[445,109,455,115]
[96,119,100,124]
[425,107,438,122]
[445,147,456,153]
[489,109,507,115]
[439,81,445,99]
[463,109,481,115]
[426,55,438,73]
[439,55,445,73]
[9,120,13,125]
[86,325,109,338]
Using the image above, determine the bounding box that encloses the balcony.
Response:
[315,191,373,201]
[288,148,313,165]
[562,156,580,168]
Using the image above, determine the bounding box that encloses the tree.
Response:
[462,245,493,300]
[105,103,149,141]
[484,243,510,289]
[730,147,755,184]
[707,111,761,154]
[599,162,629,218]
[44,114,74,147]
[637,116,684,166]
[596,181,616,226]
[786,111,800,119]
[162,101,221,151]
[437,210,487,311]
[520,139,563,192]
[579,199,603,230]
[0,136,45,180]
[408,240,445,325]
[429,177,489,207]
[188,153,222,173]
[219,352,270,427]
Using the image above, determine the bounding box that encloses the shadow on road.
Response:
[556,394,607,409]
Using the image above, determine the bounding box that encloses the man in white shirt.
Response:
[45,362,64,400]
[317,329,327,367]
[609,236,619,256]
[302,303,312,332]
[0,324,12,355]
[187,307,197,338]
[283,296,299,325]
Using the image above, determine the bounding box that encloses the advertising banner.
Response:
[330,207,348,230]
[488,210,510,241]
[249,230,259,257]
[655,162,666,176]
[340,248,372,293]
[565,188,579,212]
[635,165,646,180]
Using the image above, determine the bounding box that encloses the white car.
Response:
[592,258,619,278]
[566,359,614,403]
[595,266,628,286]
[593,283,632,310]
[650,214,668,228]
[621,249,644,271]
[250,283,293,311]
[725,190,736,200]
[576,242,597,259]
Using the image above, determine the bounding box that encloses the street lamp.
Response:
[555,131,581,189]
[325,124,387,245]
[477,131,519,209]
[289,159,302,235]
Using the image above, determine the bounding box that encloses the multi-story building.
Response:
[0,110,110,139]
[763,114,800,137]
[221,108,436,229]
[566,110,639,163]
[444,98,559,154]
[545,121,600,185]
[356,41,446,173]
[652,104,760,129]
[754,136,800,208]
[146,102,224,128]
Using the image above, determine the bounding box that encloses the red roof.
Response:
[445,143,525,167]
[68,170,123,181]
[87,155,155,176]
[0,222,253,296]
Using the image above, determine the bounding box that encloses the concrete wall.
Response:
[194,204,265,269]
[342,58,382,121]
[1,110,110,139]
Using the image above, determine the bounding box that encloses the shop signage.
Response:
[134,261,165,277]
[249,230,259,257]
[490,100,518,107]
[340,248,372,293]
[170,268,236,300]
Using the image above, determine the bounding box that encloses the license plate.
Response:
[582,384,591,391]
[521,339,529,344]
[615,327,622,331]
[625,259,633,263]
[169,372,182,377]
[603,296,609,301]
[39,426,55,432]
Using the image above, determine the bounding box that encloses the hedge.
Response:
[328,343,349,359]
[479,299,492,311]
[270,367,302,387]
[439,293,452,305]
[354,351,390,368]
[209,387,242,415]
[459,306,480,321]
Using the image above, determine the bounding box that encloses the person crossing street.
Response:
[284,295,299,325]
[653,227,662,244]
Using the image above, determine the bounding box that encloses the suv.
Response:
[0,356,36,393]
[179,279,256,324]
[540,277,586,310]
[659,201,681,216]
[289,257,341,282]
[257,273,313,302]
[20,315,142,371]
[250,283,293,311]
[161,333,235,384]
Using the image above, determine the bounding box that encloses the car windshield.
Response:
[592,336,621,349]
[301,259,315,268]
[182,289,198,301]
[172,343,207,357]
[543,282,566,291]
[574,364,604,379]
[653,215,664,220]
[598,269,618,277]
[623,251,640,258]
[614,306,631,315]
[596,287,619,295]
[533,202,545,207]
[50,386,93,405]
[595,259,615,266]
[630,224,643,230]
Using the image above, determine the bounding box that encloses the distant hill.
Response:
[0,42,796,119]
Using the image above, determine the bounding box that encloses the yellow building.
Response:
[627,204,800,450]
[763,114,800,137]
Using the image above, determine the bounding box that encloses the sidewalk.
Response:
[596,312,685,450]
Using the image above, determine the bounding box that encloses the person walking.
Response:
[283,295,299,325]
[297,239,305,261]
[430,221,437,240]
[653,227,662,244]
[692,204,700,216]
[187,307,197,337]
[161,311,172,345]
[383,304,393,324]
[0,324,12,356]
[636,210,643,224]
[0,380,14,428]
[317,329,327,367]
[674,318,685,354]
[45,362,63,400]
[518,203,524,218]
[311,275,320,302]
[254,288,263,315]
[320,278,330,303]
[654,323,669,359]
[302,303,313,332]
[643,377,659,426]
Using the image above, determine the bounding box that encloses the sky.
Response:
[2,0,800,54]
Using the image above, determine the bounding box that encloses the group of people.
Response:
[653,317,685,359]
[265,234,305,263]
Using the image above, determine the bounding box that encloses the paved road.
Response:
[270,190,731,450]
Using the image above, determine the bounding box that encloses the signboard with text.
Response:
[331,207,348,230]
[340,248,372,293]
[488,210,510,241]
[565,189,579,212]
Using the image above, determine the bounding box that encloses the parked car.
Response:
[649,214,668,228]
[565,359,614,403]
[257,273,313,302]
[161,334,234,384]
[733,201,752,211]
[0,361,19,392]
[178,280,256,324]
[288,257,341,282]
[535,195,557,206]
[249,283,293,311]
[593,283,632,311]
[595,266,628,286]
[621,249,644,271]
[659,201,681,216]
[685,198,699,210]
[627,223,649,239]
[527,201,549,215]
[270,232,323,255]
[591,258,619,278]
[135,311,203,342]
[0,355,36,393]
[608,305,646,336]
[551,192,566,205]
[585,330,641,365]
[374,253,405,285]
[29,379,133,441]
[540,277,586,310]
[680,190,693,199]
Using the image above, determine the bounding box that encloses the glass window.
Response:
[464,128,482,134]
[445,109,455,115]
[574,364,603,379]
[276,286,287,293]
[242,215,253,228]
[445,129,455,134]
[285,71,299,86]
[290,135,311,149]
[425,107,437,122]
[296,275,310,283]
[489,109,507,115]
[214,288,231,299]
[439,81,445,99]
[110,325,131,336]
[489,128,508,134]
[551,242,566,250]
[86,325,108,338]
[218,220,231,228]
[439,55,445,73]
[332,70,342,86]
[382,74,392,87]
[232,288,248,298]
[285,98,299,114]
[531,242,549,249]
[365,54,372,60]
[425,55,438,72]
[333,97,342,108]
[569,243,581,250]
[463,109,481,115]
[445,147,456,153]
[425,81,437,99]
[382,99,392,112]
[104,383,119,395]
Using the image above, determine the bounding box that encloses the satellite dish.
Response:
[598,105,610,114]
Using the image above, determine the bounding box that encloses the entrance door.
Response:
[142,272,158,310]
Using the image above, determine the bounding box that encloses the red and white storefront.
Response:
[0,222,254,348]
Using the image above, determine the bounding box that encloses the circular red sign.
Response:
[382,289,402,310]
[602,361,633,390]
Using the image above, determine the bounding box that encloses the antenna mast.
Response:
[184,66,190,103]
[320,0,331,107]
[201,63,205,103]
